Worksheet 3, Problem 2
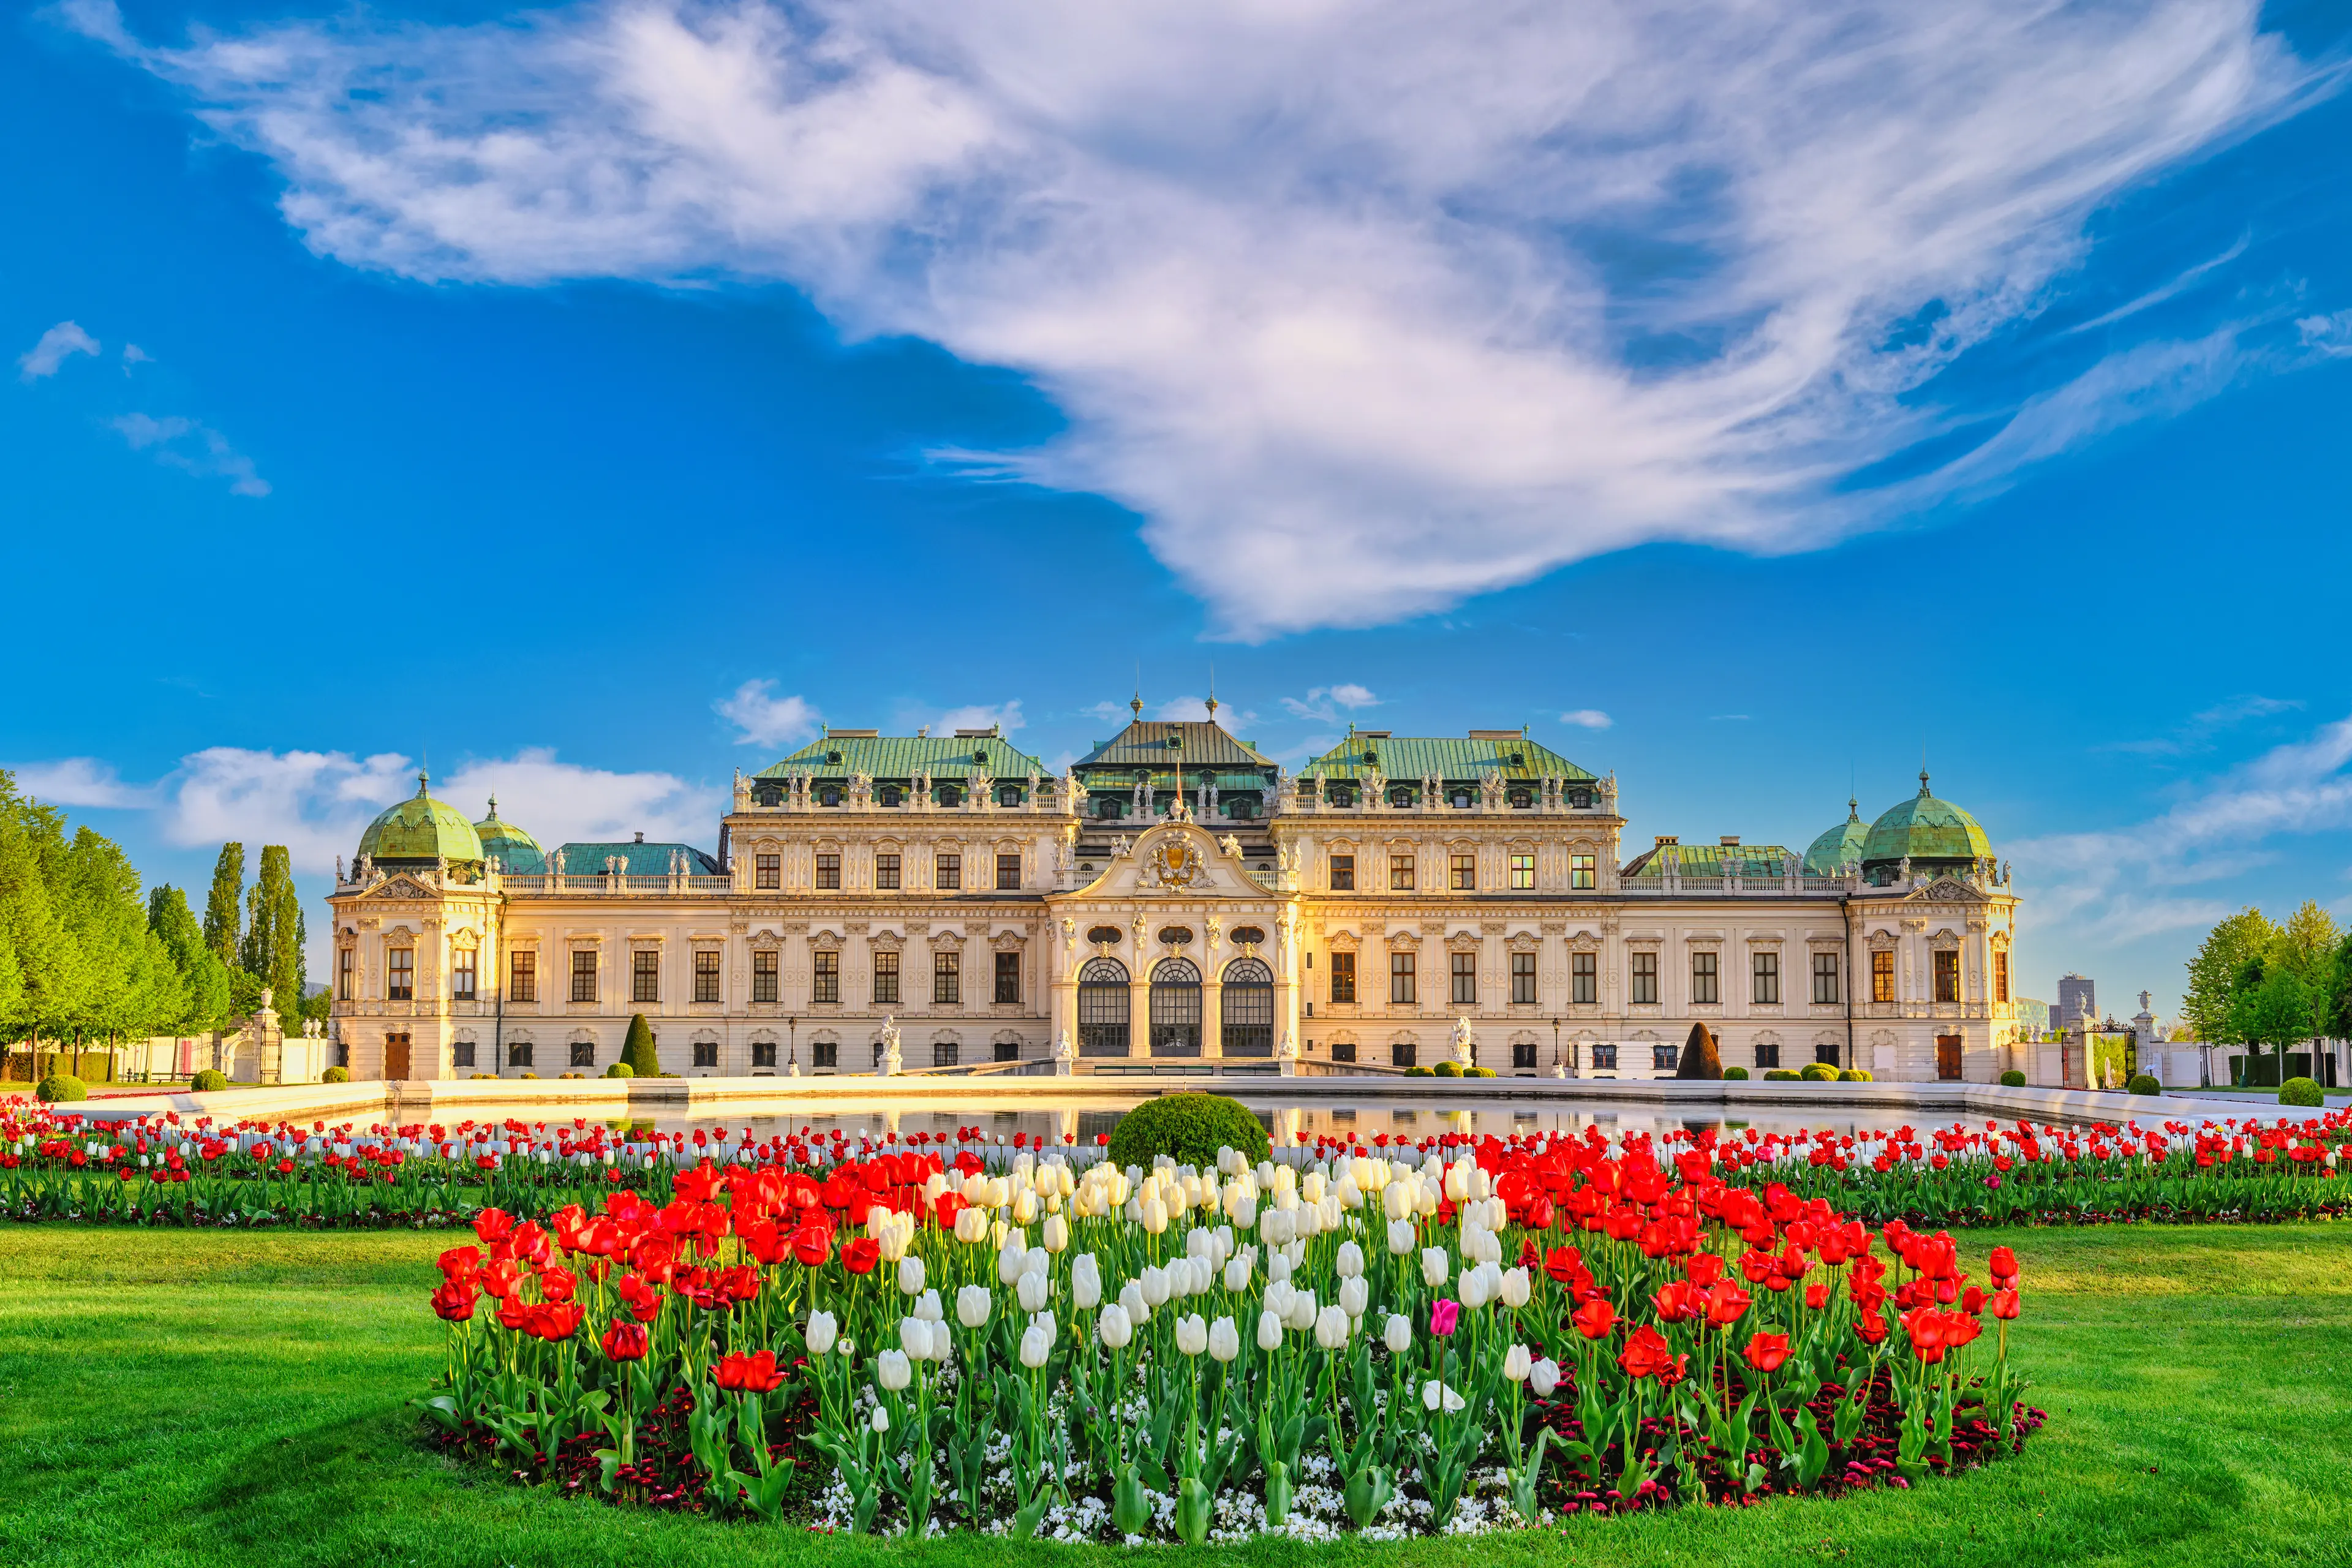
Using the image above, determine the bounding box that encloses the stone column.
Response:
[1130,965,1153,1061]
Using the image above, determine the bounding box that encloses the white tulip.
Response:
[1140,1265,1172,1306]
[1421,1246,1450,1288]
[1286,1287,1318,1333]
[1529,1357,1562,1397]
[1042,1213,1069,1253]
[1383,1313,1412,1354]
[805,1310,839,1356]
[1502,1344,1532,1383]
[922,1172,948,1205]
[1071,1253,1102,1310]
[1475,1260,1504,1304]
[1458,1265,1492,1310]
[998,1234,1030,1284]
[1422,1379,1465,1413]
[1175,1313,1209,1356]
[1470,1167,1493,1202]
[1208,1315,1240,1363]
[900,1316,932,1359]
[1443,1161,1471,1202]
[1011,1188,1038,1225]
[929,1318,955,1362]
[898,1255,927,1296]
[957,1284,993,1329]
[1339,1275,1370,1319]
[954,1207,990,1244]
[1301,1170,1326,1205]
[1387,1218,1418,1257]
[960,1173,990,1205]
[1314,1303,1351,1350]
[1257,1309,1285,1351]
[1223,1255,1253,1293]
[1336,1240,1366,1280]
[1119,1280,1151,1325]
[1268,1251,1293,1286]
[1231,1196,1259,1232]
[1018,1270,1050,1313]
[1099,1302,1134,1349]
[871,1404,891,1434]
[876,1349,913,1392]
[1139,1196,1170,1235]
[1383,1182,1416,1223]
[1500,1266,1532,1308]
[1020,1323,1052,1369]
[1265,1280,1296,1321]
[914,1288,944,1323]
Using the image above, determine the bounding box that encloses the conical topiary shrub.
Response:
[621,1014,662,1077]
[1675,1020,1723,1079]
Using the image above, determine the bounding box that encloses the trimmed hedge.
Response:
[2280,1076,2324,1108]
[322,1066,350,1084]
[1464,1065,1496,1078]
[1106,1093,1270,1170]
[1403,1066,1433,1077]
[2000,1069,2027,1087]
[605,1062,636,1079]
[621,1015,661,1077]
[36,1074,88,1102]
[1764,1069,1800,1081]
[1839,1068,1874,1082]
[1722,1066,1749,1080]
[1433,1060,1461,1078]
[1675,1021,1723,1080]
[190,1069,228,1093]
[2127,1073,2162,1097]
[1799,1063,1838,1082]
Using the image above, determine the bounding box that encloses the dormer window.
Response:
[1450,790,1472,809]
[755,788,782,807]
[1569,788,1593,809]
[878,785,902,808]
[826,750,843,764]
[819,786,842,807]
[1509,789,1532,809]
[1097,797,1125,819]
[1388,786,1414,808]
[1166,735,1183,750]
[973,748,989,764]
[937,785,962,807]
[998,785,1020,806]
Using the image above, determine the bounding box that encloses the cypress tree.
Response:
[202,843,244,973]
[1675,1019,1724,1079]
[149,884,231,1033]
[243,846,303,1011]
[621,1013,662,1076]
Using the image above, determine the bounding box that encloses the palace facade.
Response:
[325,704,2022,1084]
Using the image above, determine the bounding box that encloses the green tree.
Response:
[2229,961,2310,1083]
[202,843,244,973]
[621,1013,662,1076]
[54,826,187,1065]
[241,845,304,1015]
[2180,908,2280,1044]
[0,773,92,1074]
[2274,899,2341,1042]
[148,884,231,1033]
[2328,929,2352,1043]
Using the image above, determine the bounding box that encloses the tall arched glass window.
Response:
[1078,957,1131,1057]
[1221,957,1274,1057]
[1150,957,1202,1057]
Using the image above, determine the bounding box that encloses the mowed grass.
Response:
[1,1224,2349,1568]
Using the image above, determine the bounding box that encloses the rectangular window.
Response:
[633,949,660,1003]
[1592,1041,1618,1070]
[753,950,778,1003]
[452,1039,476,1069]
[805,1040,830,1069]
[1570,853,1596,891]
[755,853,780,890]
[510,951,537,1003]
[1753,950,1780,1005]
[1691,951,1719,1005]
[995,853,1021,891]
[753,1039,778,1069]
[1872,949,1896,1004]
[1812,951,1840,1005]
[933,1040,960,1068]
[1510,854,1534,891]
[874,951,900,1005]
[936,853,961,891]
[451,949,477,1001]
[692,1040,718,1069]
[994,950,1021,1005]
[1629,951,1658,1005]
[812,951,839,1003]
[1331,1040,1357,1063]
[994,1038,1020,1062]
[1512,1039,1537,1069]
[1572,951,1597,1005]
[934,951,960,1005]
[815,853,840,890]
[570,1040,595,1068]
[1934,949,1961,1004]
[1653,1041,1680,1071]
[387,948,413,1001]
[1755,1039,1781,1069]
[1330,854,1355,891]
[1510,952,1537,1005]
[875,853,901,890]
[1450,853,1476,891]
[693,950,720,1003]
[1330,951,1357,1004]
[1389,854,1415,892]
[570,950,597,1003]
[507,1040,532,1069]
[1390,952,1417,1005]
[1994,951,2010,1005]
[1450,951,1477,1005]
[338,948,355,1001]
[1391,1041,1417,1068]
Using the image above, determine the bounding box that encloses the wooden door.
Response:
[384,1033,411,1080]
[1935,1035,1962,1080]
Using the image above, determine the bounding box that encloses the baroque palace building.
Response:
[325,701,2022,1084]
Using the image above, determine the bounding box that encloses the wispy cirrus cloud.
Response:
[64,0,2342,635]
[1559,709,1613,730]
[2101,694,2302,756]
[110,413,270,497]
[17,321,100,380]
[1281,684,1380,724]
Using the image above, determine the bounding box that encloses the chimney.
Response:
[1719,835,1740,847]
[633,831,644,843]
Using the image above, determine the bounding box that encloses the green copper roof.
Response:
[1297,732,1596,785]
[758,733,1049,783]
[1861,773,1993,867]
[356,774,486,864]
[1803,799,1869,875]
[549,842,722,876]
[1621,841,1798,880]
[1075,718,1275,775]
[473,796,546,874]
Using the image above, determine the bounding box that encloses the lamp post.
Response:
[788,1015,799,1072]
[1550,1016,1562,1072]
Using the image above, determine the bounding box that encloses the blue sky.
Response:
[6,0,2352,1022]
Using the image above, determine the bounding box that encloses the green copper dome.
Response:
[356,772,486,865]
[473,795,545,873]
[1803,797,1869,875]
[1861,771,1992,871]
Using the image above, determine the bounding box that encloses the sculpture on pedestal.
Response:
[1450,1016,1475,1068]
[876,1015,903,1077]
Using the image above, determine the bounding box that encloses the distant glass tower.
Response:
[2056,973,2097,1030]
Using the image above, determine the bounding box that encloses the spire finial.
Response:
[1919,763,1932,797]
[1847,794,1860,820]
[486,793,498,820]
[1205,662,1217,718]
[415,768,431,797]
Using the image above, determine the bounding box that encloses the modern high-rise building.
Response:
[2056,973,2097,1031]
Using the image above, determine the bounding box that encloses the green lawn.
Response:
[2,1224,2349,1568]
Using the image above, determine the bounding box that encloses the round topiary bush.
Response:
[1722,1066,1749,1080]
[1432,1060,1461,1077]
[1839,1068,1874,1082]
[605,1061,635,1079]
[322,1066,349,1084]
[35,1074,88,1102]
[1464,1065,1496,1077]
[189,1069,228,1093]
[1799,1062,1838,1082]
[2127,1073,2162,1096]
[2000,1069,2027,1088]
[1404,1065,1433,1077]
[1106,1093,1270,1170]
[2280,1076,2324,1107]
[518,1072,539,1080]
[1765,1069,1800,1081]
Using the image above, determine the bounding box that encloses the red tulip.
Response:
[540,1266,578,1303]
[1683,1253,1725,1287]
[1989,1288,2021,1321]
[602,1321,649,1362]
[842,1237,881,1275]
[1616,1325,1678,1382]
[431,1280,478,1321]
[715,1349,786,1392]
[1544,1245,1583,1284]
[435,1245,483,1284]
[1805,1282,1830,1311]
[527,1302,584,1342]
[1650,1280,1702,1323]
[1743,1331,1791,1373]
[1703,1281,1752,1327]
[793,1226,832,1269]
[473,1207,516,1246]
[1989,1246,2019,1283]
[1572,1296,1617,1340]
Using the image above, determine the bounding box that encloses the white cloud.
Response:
[715,679,821,748]
[9,757,162,809]
[111,413,271,497]
[437,748,718,850]
[933,699,1025,735]
[2103,693,2302,756]
[1559,709,1613,730]
[17,321,100,380]
[1282,684,1381,723]
[2298,309,2352,357]
[121,343,153,371]
[1152,695,1256,726]
[75,0,2326,635]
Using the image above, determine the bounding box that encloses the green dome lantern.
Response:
[473,794,546,874]
[355,772,486,867]
[1803,797,1869,875]
[1860,771,1992,881]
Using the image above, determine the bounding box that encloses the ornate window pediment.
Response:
[930,929,965,949]
[869,930,903,951]
[992,930,1027,951]
[811,929,842,951]
[1446,930,1481,951]
[1507,931,1540,952]
[1866,929,1899,950]
[1386,929,1422,950]
[1327,930,1359,951]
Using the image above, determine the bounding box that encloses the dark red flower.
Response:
[602,1321,649,1362]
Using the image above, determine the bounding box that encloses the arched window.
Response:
[1079,957,1131,1057]
[1150,957,1202,1057]
[1221,957,1274,1057]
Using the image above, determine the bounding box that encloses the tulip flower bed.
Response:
[416,1136,2045,1542]
[3,1101,2348,1232]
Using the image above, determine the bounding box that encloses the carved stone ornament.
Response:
[1141,832,1207,891]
